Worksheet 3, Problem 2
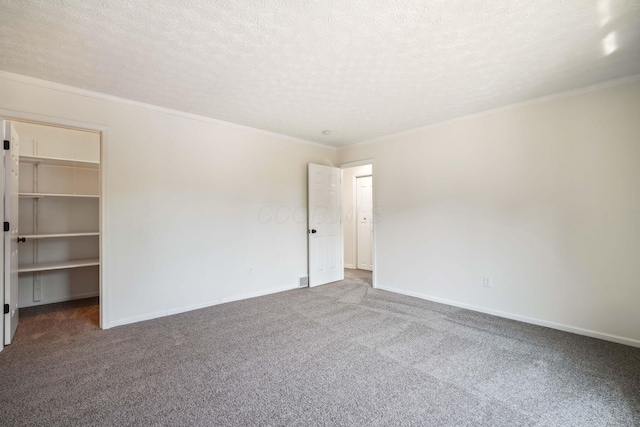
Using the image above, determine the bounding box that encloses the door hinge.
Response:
[3,304,8,314]
[3,140,9,150]
[3,222,9,232]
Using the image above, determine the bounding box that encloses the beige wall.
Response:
[4,70,639,346]
[338,78,640,346]
[1,73,337,328]
[342,164,372,268]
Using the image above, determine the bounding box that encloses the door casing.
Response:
[0,109,110,329]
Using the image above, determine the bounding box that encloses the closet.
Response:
[3,119,100,344]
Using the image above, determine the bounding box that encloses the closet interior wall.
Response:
[15,122,100,308]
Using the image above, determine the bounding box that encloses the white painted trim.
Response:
[18,292,99,308]
[220,284,298,304]
[344,264,356,269]
[109,300,226,327]
[167,299,223,316]
[342,74,640,149]
[99,128,110,329]
[0,109,110,329]
[377,285,640,349]
[4,71,638,151]
[339,159,376,169]
[0,109,108,134]
[106,284,299,328]
[0,71,335,150]
[106,310,168,329]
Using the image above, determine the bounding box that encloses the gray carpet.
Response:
[1,269,639,426]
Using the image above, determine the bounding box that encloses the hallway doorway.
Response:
[341,161,375,286]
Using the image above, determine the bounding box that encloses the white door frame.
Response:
[0,108,110,329]
[339,159,376,288]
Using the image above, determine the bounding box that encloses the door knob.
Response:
[309,229,317,234]
[17,237,25,243]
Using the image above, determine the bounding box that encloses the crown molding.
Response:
[341,74,640,150]
[0,71,337,150]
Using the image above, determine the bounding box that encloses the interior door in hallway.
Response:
[356,175,373,271]
[308,164,343,287]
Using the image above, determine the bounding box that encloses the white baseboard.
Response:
[106,284,299,329]
[106,310,169,329]
[107,298,226,328]
[167,299,223,316]
[344,264,356,269]
[220,284,298,304]
[19,292,99,308]
[377,285,640,349]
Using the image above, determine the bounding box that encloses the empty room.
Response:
[1,1,639,426]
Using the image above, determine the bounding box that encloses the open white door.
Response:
[308,164,343,287]
[4,120,19,344]
[0,118,4,352]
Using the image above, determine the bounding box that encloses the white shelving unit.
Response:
[19,193,99,199]
[15,121,101,307]
[19,154,99,169]
[20,232,100,240]
[18,258,100,273]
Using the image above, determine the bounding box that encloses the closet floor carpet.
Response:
[1,270,639,426]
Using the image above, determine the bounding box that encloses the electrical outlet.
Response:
[483,276,492,288]
[248,267,254,277]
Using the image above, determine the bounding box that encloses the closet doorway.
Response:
[0,114,106,351]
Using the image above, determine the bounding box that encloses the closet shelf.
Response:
[19,193,99,199]
[19,232,99,240]
[19,155,99,169]
[18,258,100,273]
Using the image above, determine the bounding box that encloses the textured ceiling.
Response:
[1,1,639,147]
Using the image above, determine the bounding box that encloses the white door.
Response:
[3,120,19,344]
[356,175,373,271]
[308,164,343,286]
[0,118,4,352]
